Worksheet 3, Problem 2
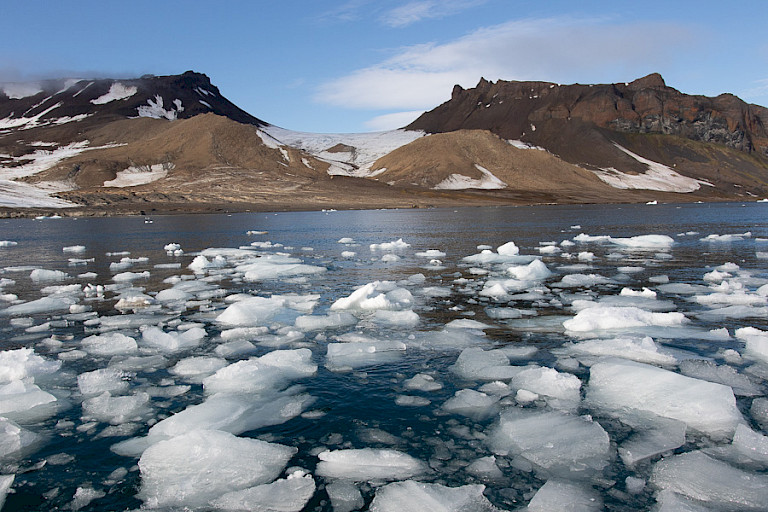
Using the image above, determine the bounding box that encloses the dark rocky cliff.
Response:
[408,73,768,158]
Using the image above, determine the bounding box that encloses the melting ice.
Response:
[0,206,767,511]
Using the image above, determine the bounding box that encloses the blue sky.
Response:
[3,1,767,133]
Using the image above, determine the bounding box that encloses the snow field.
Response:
[1,224,768,511]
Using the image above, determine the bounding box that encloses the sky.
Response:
[3,0,768,133]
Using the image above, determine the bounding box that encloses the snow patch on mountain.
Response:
[137,96,184,120]
[0,140,124,207]
[434,164,507,190]
[104,163,173,188]
[262,126,424,177]
[91,83,138,104]
[592,144,713,193]
[0,179,76,208]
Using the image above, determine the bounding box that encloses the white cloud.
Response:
[364,110,425,131]
[381,0,488,28]
[742,78,768,105]
[316,17,693,111]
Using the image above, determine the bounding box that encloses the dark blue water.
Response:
[0,202,766,511]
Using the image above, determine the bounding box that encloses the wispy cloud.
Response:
[381,0,489,28]
[364,110,425,131]
[316,17,694,112]
[742,78,768,105]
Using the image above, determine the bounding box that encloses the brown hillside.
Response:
[371,130,608,192]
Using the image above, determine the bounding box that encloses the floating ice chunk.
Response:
[0,417,40,459]
[1,295,77,317]
[217,296,296,327]
[78,368,131,396]
[188,254,225,272]
[564,306,687,332]
[316,448,426,481]
[451,347,517,381]
[404,373,443,392]
[700,232,752,242]
[446,319,491,330]
[558,336,676,366]
[487,409,610,479]
[538,245,561,255]
[526,479,603,512]
[0,474,13,509]
[210,470,315,511]
[586,359,743,439]
[341,250,356,258]
[169,356,227,383]
[735,327,768,364]
[30,268,69,281]
[138,429,297,509]
[442,389,500,420]
[395,395,431,407]
[295,312,357,331]
[238,255,326,281]
[506,259,552,281]
[465,455,504,481]
[679,359,761,396]
[82,391,151,425]
[726,423,768,466]
[697,305,768,320]
[552,274,612,288]
[331,281,414,311]
[135,390,313,448]
[573,233,611,243]
[63,245,86,253]
[415,249,446,258]
[621,287,657,298]
[618,416,686,467]
[609,235,674,248]
[370,480,498,512]
[155,288,190,302]
[70,486,105,511]
[141,326,206,353]
[0,241,18,247]
[497,241,519,256]
[373,309,419,327]
[651,451,768,509]
[0,347,61,383]
[80,332,138,356]
[203,349,316,394]
[338,237,355,244]
[370,238,410,251]
[409,326,488,351]
[0,379,57,419]
[326,481,364,512]
[510,366,581,411]
[326,337,406,371]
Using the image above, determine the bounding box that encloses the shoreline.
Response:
[0,195,758,219]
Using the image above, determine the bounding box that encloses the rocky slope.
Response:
[1,71,767,215]
[399,74,768,199]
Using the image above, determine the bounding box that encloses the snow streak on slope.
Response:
[592,144,714,193]
[91,83,138,105]
[434,164,507,190]
[262,126,425,177]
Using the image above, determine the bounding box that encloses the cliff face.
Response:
[409,73,768,157]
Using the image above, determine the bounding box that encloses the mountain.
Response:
[400,73,768,198]
[1,71,767,215]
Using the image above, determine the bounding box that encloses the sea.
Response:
[0,201,767,511]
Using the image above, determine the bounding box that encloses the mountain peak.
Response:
[628,73,666,90]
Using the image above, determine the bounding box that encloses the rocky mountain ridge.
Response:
[1,71,767,215]
[409,73,768,157]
